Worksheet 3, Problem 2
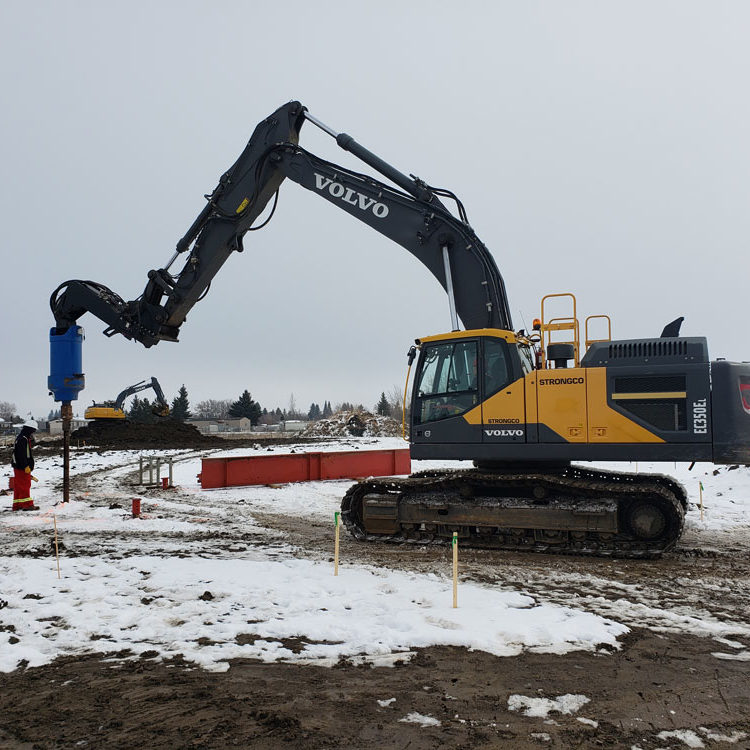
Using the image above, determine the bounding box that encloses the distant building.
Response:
[187,418,308,434]
[281,420,308,432]
[187,417,253,434]
[49,418,89,436]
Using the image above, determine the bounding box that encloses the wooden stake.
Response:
[699,481,704,522]
[53,514,61,579]
[334,511,341,576]
[452,531,458,608]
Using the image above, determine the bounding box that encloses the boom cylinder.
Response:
[302,110,433,202]
[335,133,434,202]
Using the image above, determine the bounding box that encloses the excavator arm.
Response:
[50,101,512,347]
[114,377,169,415]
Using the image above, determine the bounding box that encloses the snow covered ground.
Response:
[1,437,749,677]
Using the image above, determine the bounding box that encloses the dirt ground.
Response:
[1,439,749,749]
[1,628,747,750]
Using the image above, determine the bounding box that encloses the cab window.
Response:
[484,338,512,396]
[415,340,479,424]
[517,342,535,376]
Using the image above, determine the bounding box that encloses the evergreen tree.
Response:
[229,390,262,425]
[171,384,191,422]
[376,391,390,416]
[322,400,333,418]
[128,396,140,420]
[129,396,157,423]
[307,403,321,420]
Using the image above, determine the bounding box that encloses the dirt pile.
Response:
[302,410,402,438]
[71,420,224,449]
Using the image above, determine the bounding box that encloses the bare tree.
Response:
[287,393,304,420]
[258,410,279,425]
[0,401,19,422]
[193,399,233,419]
[388,384,410,420]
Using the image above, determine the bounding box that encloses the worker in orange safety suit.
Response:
[11,420,39,511]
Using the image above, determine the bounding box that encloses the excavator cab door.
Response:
[477,337,528,444]
[411,338,483,445]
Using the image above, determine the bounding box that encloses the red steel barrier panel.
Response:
[200,448,411,489]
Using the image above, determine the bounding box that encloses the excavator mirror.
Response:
[407,346,417,366]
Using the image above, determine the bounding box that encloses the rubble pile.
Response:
[71,420,224,449]
[301,410,402,438]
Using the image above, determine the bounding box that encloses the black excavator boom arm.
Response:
[50,101,512,345]
[113,377,169,414]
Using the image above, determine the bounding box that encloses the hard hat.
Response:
[23,419,38,431]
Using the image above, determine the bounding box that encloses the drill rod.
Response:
[61,401,72,504]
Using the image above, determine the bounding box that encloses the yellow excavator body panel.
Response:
[463,369,664,444]
[83,406,127,420]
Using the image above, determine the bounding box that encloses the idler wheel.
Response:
[532,485,548,500]
[626,501,667,540]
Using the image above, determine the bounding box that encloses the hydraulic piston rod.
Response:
[303,111,435,203]
[442,245,460,332]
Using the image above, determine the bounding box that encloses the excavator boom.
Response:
[50,101,511,345]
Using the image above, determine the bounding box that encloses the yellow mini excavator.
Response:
[50,101,749,557]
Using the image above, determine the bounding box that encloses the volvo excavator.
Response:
[84,377,170,421]
[49,101,750,557]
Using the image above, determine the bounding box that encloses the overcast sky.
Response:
[1,1,748,420]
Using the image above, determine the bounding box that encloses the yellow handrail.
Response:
[585,315,612,349]
[540,293,580,367]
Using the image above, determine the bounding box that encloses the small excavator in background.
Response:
[49,101,750,557]
[84,377,170,421]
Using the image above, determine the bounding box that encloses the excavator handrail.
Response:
[584,314,612,349]
[540,293,580,368]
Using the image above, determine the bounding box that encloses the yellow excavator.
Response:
[50,101,749,557]
[84,378,170,421]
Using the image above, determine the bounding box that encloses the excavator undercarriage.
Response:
[342,465,687,558]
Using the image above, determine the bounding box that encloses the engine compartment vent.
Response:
[581,337,709,367]
[609,340,688,359]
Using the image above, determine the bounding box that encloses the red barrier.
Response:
[199,448,411,489]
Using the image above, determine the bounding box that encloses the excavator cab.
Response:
[410,330,527,451]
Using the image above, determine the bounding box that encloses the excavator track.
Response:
[341,465,687,559]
